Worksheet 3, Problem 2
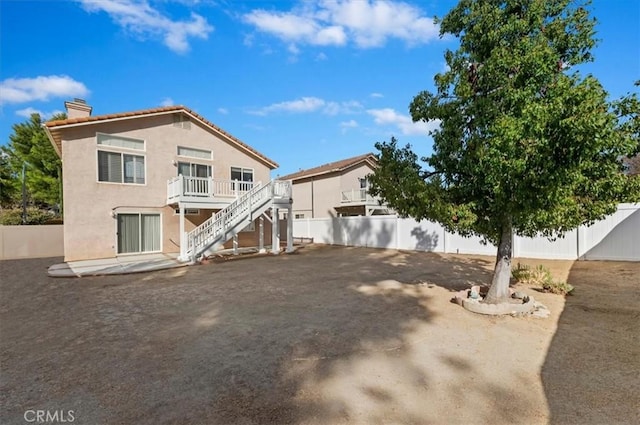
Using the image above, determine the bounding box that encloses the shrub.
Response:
[0,208,56,225]
[542,280,575,295]
[511,263,574,295]
[511,263,552,286]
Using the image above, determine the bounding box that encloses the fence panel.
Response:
[0,225,64,260]
[516,230,578,260]
[581,204,640,261]
[397,218,445,252]
[292,203,639,261]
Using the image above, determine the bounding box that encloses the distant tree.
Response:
[4,112,65,210]
[0,150,18,208]
[369,0,640,304]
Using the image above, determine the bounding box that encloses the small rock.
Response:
[512,291,527,300]
[532,309,551,318]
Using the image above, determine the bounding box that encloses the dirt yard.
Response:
[1,245,638,425]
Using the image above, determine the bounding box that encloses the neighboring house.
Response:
[45,100,292,262]
[279,153,392,218]
[624,154,640,176]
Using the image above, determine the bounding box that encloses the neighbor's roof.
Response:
[44,105,278,169]
[279,153,377,181]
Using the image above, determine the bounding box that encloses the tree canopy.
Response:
[368,0,640,304]
[1,112,65,211]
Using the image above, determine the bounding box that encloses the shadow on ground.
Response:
[541,260,640,425]
[1,247,545,424]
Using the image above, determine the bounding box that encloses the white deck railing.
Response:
[167,175,257,202]
[184,179,291,261]
[341,188,377,204]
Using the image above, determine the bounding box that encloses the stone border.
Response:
[461,296,536,315]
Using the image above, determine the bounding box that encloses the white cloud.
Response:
[367,108,440,136]
[288,43,301,55]
[340,119,358,133]
[243,0,438,49]
[323,100,362,115]
[370,92,384,98]
[315,52,328,61]
[0,75,89,105]
[78,0,213,53]
[217,107,228,114]
[250,96,362,116]
[160,97,174,106]
[15,107,64,119]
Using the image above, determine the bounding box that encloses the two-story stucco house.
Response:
[279,153,392,218]
[45,100,292,263]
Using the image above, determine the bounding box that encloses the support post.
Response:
[233,234,239,255]
[259,216,265,253]
[286,205,293,253]
[272,207,280,254]
[179,203,187,260]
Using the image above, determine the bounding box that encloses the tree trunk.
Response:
[484,219,513,304]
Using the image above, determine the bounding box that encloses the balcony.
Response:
[338,188,393,216]
[167,175,258,207]
[340,188,379,205]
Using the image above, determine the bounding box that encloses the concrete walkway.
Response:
[48,253,186,277]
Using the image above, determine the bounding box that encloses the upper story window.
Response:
[177,146,211,160]
[178,162,211,178]
[98,151,145,184]
[177,146,212,178]
[231,167,254,191]
[359,177,368,189]
[173,114,191,130]
[97,133,145,150]
[97,134,145,184]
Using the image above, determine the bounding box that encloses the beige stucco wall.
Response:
[290,162,376,218]
[59,113,272,261]
[0,225,64,260]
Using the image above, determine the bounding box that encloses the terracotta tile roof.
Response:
[45,105,278,169]
[279,153,377,181]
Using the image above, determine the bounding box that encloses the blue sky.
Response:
[1,0,638,177]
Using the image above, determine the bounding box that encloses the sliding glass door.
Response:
[117,213,161,254]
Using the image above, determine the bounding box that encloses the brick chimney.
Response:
[64,98,92,119]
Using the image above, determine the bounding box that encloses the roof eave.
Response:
[42,124,61,158]
[45,108,279,169]
[284,156,377,182]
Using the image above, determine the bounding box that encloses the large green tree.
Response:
[369,0,640,304]
[3,112,65,210]
[0,151,17,208]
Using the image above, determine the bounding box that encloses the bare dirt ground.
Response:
[1,245,638,425]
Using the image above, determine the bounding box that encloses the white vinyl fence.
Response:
[293,203,639,261]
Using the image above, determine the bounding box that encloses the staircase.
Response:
[181,180,291,262]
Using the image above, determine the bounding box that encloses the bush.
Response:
[0,208,57,225]
[541,280,575,295]
[511,263,574,295]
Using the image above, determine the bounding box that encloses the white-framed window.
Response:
[359,177,368,189]
[174,208,200,215]
[117,213,161,254]
[295,213,305,219]
[173,114,191,130]
[231,167,254,191]
[98,151,145,184]
[97,133,145,151]
[178,162,211,178]
[177,146,211,159]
